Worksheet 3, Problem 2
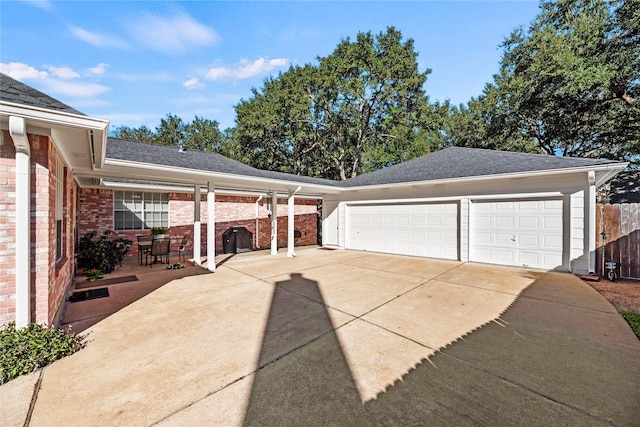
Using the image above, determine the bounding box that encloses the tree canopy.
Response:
[110,1,639,175]
[233,27,443,180]
[111,114,228,154]
[443,0,639,166]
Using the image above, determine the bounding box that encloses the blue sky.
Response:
[1,0,540,131]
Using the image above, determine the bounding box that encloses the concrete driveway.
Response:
[2,248,639,426]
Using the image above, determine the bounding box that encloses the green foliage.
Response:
[234,27,440,179]
[149,227,169,238]
[622,311,640,338]
[0,322,85,384]
[444,0,639,165]
[85,268,103,281]
[77,230,132,274]
[109,114,230,155]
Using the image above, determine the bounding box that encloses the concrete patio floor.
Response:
[2,247,639,426]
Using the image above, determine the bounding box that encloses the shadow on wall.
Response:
[596,230,640,280]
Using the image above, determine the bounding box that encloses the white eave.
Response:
[338,162,629,193]
[96,157,343,196]
[0,100,109,169]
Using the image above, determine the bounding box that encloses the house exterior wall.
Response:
[334,172,594,274]
[0,132,76,327]
[76,189,318,259]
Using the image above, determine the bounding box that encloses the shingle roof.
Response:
[107,140,622,189]
[0,73,84,115]
[106,138,339,187]
[339,147,622,187]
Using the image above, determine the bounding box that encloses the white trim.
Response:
[103,158,341,195]
[340,164,627,193]
[207,183,216,272]
[588,172,597,274]
[287,186,301,257]
[342,192,566,207]
[9,116,31,327]
[270,192,278,255]
[1,101,109,130]
[193,185,201,266]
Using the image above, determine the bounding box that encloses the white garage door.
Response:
[470,199,563,270]
[346,203,458,259]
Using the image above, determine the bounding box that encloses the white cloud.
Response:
[205,58,288,81]
[85,63,109,76]
[127,12,218,55]
[113,71,173,82]
[20,0,52,11]
[39,79,110,98]
[0,62,109,99]
[70,27,128,49]
[48,66,80,79]
[183,77,204,90]
[0,62,48,80]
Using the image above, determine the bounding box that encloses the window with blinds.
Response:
[114,191,169,230]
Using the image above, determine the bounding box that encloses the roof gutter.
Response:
[340,163,629,193]
[103,158,342,194]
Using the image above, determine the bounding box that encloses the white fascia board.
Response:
[340,163,629,193]
[342,191,566,206]
[594,163,628,187]
[97,180,321,200]
[103,158,342,195]
[0,101,109,131]
[1,101,110,169]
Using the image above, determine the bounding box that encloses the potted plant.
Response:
[86,268,103,281]
[149,227,169,239]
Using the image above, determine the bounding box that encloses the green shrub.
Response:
[77,230,132,274]
[0,322,85,384]
[622,311,640,338]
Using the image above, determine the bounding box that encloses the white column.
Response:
[15,150,30,327]
[207,182,216,272]
[193,185,201,266]
[287,191,296,257]
[10,116,31,328]
[270,192,278,255]
[587,171,597,274]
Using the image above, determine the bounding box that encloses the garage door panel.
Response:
[347,203,458,260]
[471,199,564,270]
[495,217,515,228]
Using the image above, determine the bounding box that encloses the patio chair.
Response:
[178,235,190,262]
[147,239,170,267]
[137,235,153,265]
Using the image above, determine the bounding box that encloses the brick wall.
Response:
[0,131,17,325]
[0,132,75,327]
[76,189,318,259]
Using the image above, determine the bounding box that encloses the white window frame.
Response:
[113,191,169,230]
[55,157,64,261]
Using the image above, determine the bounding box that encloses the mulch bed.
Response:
[586,278,640,313]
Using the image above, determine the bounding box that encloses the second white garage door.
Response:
[470,199,564,270]
[346,203,458,259]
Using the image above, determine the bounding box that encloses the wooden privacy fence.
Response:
[595,203,640,280]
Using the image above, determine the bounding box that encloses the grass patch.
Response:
[621,311,640,338]
[0,322,85,384]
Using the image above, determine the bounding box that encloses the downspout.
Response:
[255,195,263,249]
[9,116,31,328]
